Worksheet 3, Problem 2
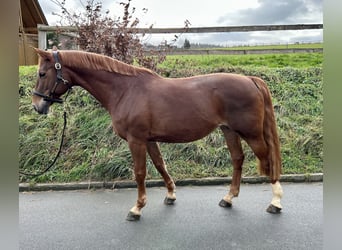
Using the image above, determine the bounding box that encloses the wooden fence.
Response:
[37,23,323,53]
[148,48,323,56]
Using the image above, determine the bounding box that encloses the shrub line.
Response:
[19,173,323,192]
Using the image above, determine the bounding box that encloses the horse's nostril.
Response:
[32,103,49,115]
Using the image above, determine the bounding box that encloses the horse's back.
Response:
[141,73,263,142]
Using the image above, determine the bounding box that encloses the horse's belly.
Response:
[149,119,218,143]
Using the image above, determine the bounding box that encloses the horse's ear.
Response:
[33,48,51,60]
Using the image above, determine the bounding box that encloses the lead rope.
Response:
[19,88,72,178]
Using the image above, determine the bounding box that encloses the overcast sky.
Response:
[38,0,323,46]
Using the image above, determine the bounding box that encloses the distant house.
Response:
[19,0,48,65]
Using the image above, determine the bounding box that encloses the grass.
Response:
[205,42,323,51]
[159,53,322,74]
[19,53,322,183]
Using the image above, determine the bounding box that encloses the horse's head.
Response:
[32,48,71,114]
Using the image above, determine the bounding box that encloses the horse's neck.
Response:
[70,68,135,110]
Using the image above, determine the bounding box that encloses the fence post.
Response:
[38,24,47,50]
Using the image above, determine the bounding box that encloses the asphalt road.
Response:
[19,183,322,250]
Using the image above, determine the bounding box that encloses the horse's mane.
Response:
[58,50,156,76]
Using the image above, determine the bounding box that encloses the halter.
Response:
[32,51,72,104]
[20,51,71,178]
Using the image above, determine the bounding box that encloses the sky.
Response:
[38,0,323,46]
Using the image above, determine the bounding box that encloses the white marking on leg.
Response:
[223,193,234,203]
[129,205,141,216]
[166,191,176,200]
[271,181,283,208]
[166,182,176,200]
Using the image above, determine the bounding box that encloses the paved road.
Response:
[19,183,322,250]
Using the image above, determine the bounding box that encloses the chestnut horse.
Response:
[32,49,283,221]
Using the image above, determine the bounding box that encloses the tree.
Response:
[183,38,191,49]
[51,0,183,71]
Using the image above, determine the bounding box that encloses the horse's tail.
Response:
[249,76,282,181]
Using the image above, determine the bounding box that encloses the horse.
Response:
[32,48,283,221]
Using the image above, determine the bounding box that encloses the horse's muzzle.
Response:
[32,102,50,115]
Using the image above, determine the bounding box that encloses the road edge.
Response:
[19,173,323,192]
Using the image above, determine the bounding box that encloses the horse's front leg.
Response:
[126,140,147,221]
[147,141,176,205]
[219,127,244,207]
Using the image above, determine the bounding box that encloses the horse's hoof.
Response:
[164,197,176,205]
[219,199,232,208]
[126,211,141,221]
[266,204,282,214]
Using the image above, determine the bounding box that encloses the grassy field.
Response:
[19,52,323,183]
[203,43,323,51]
[159,53,322,73]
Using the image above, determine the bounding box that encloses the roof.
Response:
[20,0,48,34]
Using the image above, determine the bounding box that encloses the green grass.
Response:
[19,53,322,183]
[159,53,322,75]
[207,43,323,51]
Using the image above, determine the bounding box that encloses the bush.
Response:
[50,0,189,72]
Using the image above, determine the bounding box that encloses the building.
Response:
[19,0,48,65]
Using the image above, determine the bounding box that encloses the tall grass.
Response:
[19,54,322,182]
[159,53,322,75]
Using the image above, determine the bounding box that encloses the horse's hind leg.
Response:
[245,137,283,214]
[219,126,244,208]
[147,142,176,205]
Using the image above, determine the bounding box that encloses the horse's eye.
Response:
[39,72,46,78]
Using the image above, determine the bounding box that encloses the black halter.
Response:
[20,51,72,178]
[32,51,71,104]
